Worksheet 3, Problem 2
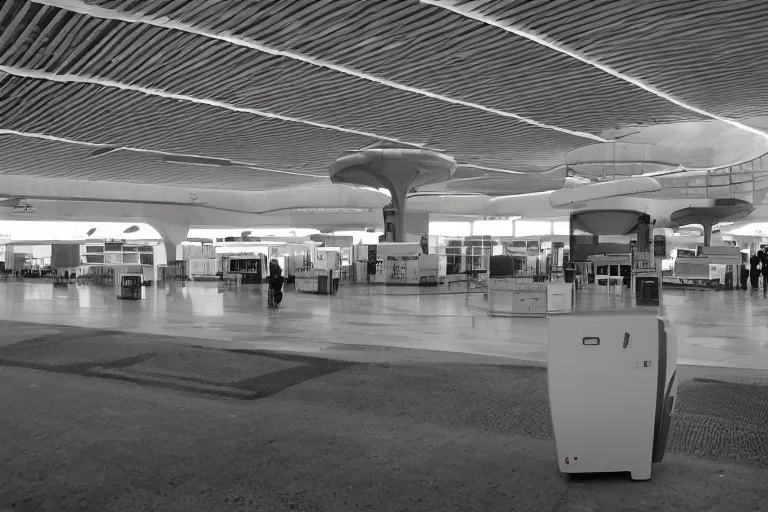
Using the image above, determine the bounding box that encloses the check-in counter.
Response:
[294,269,338,295]
[673,257,713,280]
[672,248,742,288]
[418,254,439,286]
[488,277,573,316]
[547,282,574,313]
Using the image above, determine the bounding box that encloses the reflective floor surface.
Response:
[0,281,766,370]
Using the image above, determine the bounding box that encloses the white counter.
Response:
[295,269,336,294]
[547,282,574,313]
[488,277,573,316]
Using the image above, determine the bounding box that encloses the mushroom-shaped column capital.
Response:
[330,147,457,241]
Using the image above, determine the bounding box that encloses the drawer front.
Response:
[513,292,547,313]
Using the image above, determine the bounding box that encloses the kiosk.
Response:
[547,210,678,481]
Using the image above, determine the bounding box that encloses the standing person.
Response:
[268,259,284,308]
[750,252,760,289]
[762,252,768,298]
[741,262,750,290]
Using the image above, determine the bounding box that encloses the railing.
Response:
[566,142,768,203]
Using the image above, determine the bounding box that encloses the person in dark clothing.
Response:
[620,265,631,288]
[268,259,284,308]
[741,264,750,290]
[750,253,760,289]
[762,252,768,298]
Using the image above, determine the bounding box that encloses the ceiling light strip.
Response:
[30,0,605,142]
[0,128,324,178]
[421,0,768,141]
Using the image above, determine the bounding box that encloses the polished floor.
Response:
[0,281,766,369]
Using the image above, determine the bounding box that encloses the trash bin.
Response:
[547,312,678,480]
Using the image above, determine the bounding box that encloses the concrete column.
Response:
[636,219,651,251]
[702,222,713,247]
[378,177,410,243]
[390,188,407,243]
[150,221,189,258]
[148,220,189,282]
[162,240,183,262]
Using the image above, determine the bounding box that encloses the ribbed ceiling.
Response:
[443,0,768,119]
[0,0,764,195]
[0,136,318,190]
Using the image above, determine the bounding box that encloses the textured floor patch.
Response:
[281,364,555,439]
[0,332,350,401]
[667,379,768,468]
[283,364,768,469]
[118,350,301,385]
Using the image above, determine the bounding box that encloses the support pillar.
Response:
[374,173,411,242]
[162,240,183,262]
[148,220,189,282]
[702,222,713,247]
[382,188,408,242]
[392,189,407,244]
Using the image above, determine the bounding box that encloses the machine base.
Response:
[564,469,652,481]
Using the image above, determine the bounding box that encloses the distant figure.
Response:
[268,259,284,308]
[621,265,631,288]
[741,264,750,290]
[762,252,768,298]
[750,253,760,289]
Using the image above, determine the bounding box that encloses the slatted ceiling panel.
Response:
[1,0,760,197]
[1,77,370,175]
[454,0,768,120]
[71,0,707,132]
[0,79,586,177]
[0,136,321,190]
[7,3,704,140]
[0,6,588,173]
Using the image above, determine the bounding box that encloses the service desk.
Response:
[488,277,573,316]
[547,282,574,313]
[295,269,339,295]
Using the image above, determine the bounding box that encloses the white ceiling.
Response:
[1,0,768,196]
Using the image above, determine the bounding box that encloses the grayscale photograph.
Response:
[0,0,767,510]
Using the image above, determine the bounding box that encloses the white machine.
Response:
[548,313,677,480]
[548,210,678,480]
